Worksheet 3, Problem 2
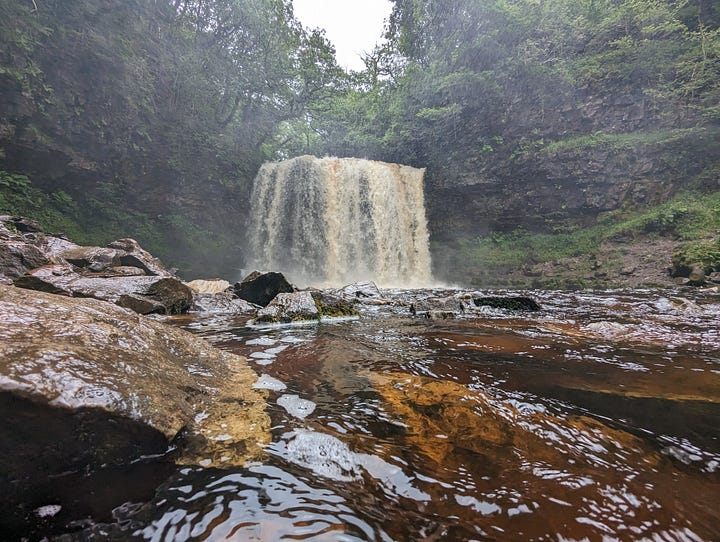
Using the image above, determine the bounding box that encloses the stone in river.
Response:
[233,271,294,307]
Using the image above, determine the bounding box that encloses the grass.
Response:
[509,126,720,160]
[458,190,720,270]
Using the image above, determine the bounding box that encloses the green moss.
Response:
[311,292,358,318]
[454,190,720,285]
[672,240,720,275]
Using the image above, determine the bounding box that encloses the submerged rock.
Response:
[0,284,270,483]
[234,271,294,307]
[255,291,319,323]
[369,371,659,469]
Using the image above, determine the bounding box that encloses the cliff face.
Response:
[423,86,720,287]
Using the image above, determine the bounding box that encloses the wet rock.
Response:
[190,292,258,314]
[106,238,174,277]
[57,238,174,278]
[688,265,706,286]
[0,238,49,281]
[410,296,460,318]
[15,265,193,314]
[0,284,270,483]
[13,263,79,295]
[473,296,541,311]
[234,271,294,307]
[255,291,319,323]
[0,217,51,281]
[337,280,382,300]
[369,372,659,469]
[311,290,359,318]
[186,279,231,294]
[105,265,146,276]
[144,278,193,314]
[0,215,43,234]
[61,246,120,272]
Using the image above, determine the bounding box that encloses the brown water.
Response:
[32,289,720,541]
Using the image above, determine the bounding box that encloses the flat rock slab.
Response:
[14,264,192,314]
[0,285,270,482]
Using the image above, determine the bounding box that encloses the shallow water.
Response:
[23,289,720,540]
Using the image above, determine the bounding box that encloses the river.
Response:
[46,288,720,541]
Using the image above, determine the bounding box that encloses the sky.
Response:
[292,0,393,71]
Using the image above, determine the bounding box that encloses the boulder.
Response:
[0,284,270,486]
[0,216,51,281]
[410,296,461,318]
[56,238,174,277]
[186,279,231,294]
[15,265,193,314]
[0,238,49,282]
[106,238,174,277]
[472,296,541,312]
[255,291,319,323]
[311,291,359,318]
[687,265,706,286]
[233,271,294,307]
[337,280,382,300]
[190,292,258,314]
[60,246,120,272]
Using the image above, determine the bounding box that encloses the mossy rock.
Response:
[311,291,359,318]
[671,239,720,277]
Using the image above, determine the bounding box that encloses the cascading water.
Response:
[247,155,433,287]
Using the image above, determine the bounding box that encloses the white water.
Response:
[247,155,433,287]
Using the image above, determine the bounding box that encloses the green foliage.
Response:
[537,128,705,155]
[458,191,720,271]
[673,239,720,274]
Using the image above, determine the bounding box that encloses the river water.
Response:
[48,289,720,540]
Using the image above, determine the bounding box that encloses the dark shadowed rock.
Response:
[255,291,319,323]
[0,215,43,234]
[473,296,541,311]
[0,239,49,281]
[0,284,270,483]
[234,271,294,307]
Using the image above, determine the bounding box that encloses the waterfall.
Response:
[247,155,433,287]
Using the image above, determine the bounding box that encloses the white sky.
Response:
[292,0,393,71]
